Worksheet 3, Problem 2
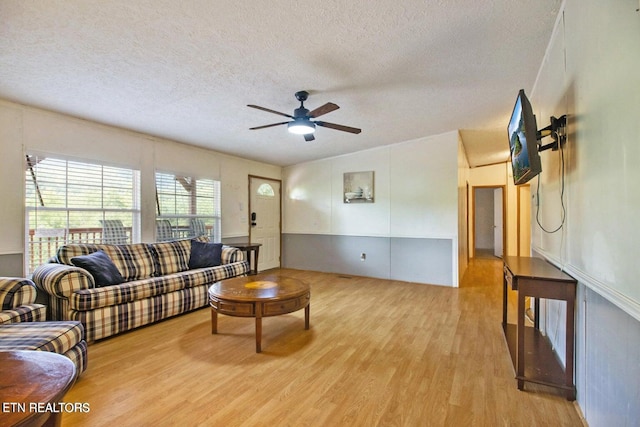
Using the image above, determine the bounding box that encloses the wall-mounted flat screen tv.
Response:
[507,89,542,185]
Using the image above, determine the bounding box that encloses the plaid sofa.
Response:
[0,277,88,376]
[32,239,249,342]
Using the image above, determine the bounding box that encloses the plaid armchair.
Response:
[0,277,88,376]
[0,277,46,324]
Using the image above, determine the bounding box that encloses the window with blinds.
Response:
[25,154,141,273]
[155,172,221,243]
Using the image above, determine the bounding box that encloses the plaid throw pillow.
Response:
[100,244,156,282]
[149,239,191,276]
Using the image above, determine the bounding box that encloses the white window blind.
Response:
[155,172,221,242]
[25,154,141,273]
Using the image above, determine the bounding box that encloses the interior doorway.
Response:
[472,186,505,259]
[249,176,282,272]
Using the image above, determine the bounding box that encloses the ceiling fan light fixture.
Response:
[249,91,360,140]
[288,119,316,135]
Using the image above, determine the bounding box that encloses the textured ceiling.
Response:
[0,0,561,167]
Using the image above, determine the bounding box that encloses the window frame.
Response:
[154,171,221,243]
[24,153,141,273]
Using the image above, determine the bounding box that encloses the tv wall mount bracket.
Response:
[537,115,567,152]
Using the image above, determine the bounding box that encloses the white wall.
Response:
[389,134,459,239]
[532,0,640,322]
[0,100,281,265]
[283,131,460,286]
[531,1,640,424]
[285,132,459,238]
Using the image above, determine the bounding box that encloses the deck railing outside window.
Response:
[27,227,133,273]
[27,222,214,273]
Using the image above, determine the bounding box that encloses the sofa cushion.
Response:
[149,239,191,276]
[188,240,223,269]
[71,250,124,287]
[70,260,250,311]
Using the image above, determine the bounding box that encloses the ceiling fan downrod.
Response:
[294,91,310,118]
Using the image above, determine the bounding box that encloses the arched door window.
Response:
[256,183,275,197]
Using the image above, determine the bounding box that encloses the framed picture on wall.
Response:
[343,171,374,203]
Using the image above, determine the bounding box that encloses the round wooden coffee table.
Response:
[0,350,76,427]
[209,272,310,352]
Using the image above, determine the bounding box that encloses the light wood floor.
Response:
[62,258,585,426]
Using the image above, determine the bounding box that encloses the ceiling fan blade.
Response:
[308,102,339,118]
[249,121,289,130]
[315,121,362,134]
[247,105,294,119]
[304,133,315,142]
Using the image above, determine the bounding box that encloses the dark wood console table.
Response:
[502,256,577,400]
[230,242,262,275]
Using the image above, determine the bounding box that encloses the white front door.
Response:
[249,177,281,272]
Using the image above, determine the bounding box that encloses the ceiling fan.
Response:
[248,91,361,142]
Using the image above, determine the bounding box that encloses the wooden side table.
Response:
[0,350,77,426]
[230,242,262,275]
[502,256,577,400]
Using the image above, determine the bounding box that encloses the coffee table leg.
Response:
[255,303,262,353]
[211,308,218,334]
[255,316,262,353]
[305,303,310,330]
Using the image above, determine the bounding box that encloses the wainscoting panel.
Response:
[390,237,452,286]
[582,287,640,425]
[329,235,390,279]
[534,249,640,424]
[0,253,24,276]
[282,234,335,273]
[282,234,452,286]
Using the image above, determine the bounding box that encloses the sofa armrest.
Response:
[0,304,46,324]
[32,263,94,299]
[0,277,38,309]
[221,245,245,264]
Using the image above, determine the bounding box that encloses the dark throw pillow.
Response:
[71,250,125,287]
[188,240,223,269]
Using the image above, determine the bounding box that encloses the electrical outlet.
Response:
[360,253,366,261]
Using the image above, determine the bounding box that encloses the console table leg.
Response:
[253,247,260,275]
[566,296,576,401]
[517,290,526,388]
